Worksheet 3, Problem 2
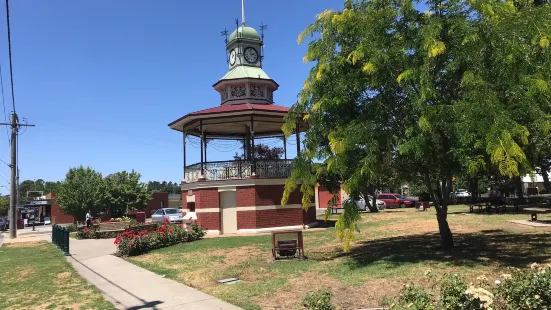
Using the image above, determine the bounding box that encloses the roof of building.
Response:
[228,26,261,42]
[219,66,271,81]
[190,103,289,116]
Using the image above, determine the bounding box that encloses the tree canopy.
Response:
[55,166,110,221]
[284,0,551,250]
[106,170,151,217]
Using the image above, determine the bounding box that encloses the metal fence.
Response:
[52,224,70,256]
[185,159,293,182]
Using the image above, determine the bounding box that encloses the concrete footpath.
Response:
[68,238,241,310]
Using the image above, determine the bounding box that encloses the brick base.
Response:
[186,181,316,232]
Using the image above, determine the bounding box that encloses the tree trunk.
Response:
[362,187,379,213]
[424,173,455,250]
[370,194,379,213]
[514,175,524,199]
[542,165,550,193]
[469,178,478,203]
[436,206,454,250]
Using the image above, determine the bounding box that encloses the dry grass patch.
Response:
[5,241,43,248]
[131,252,165,263]
[56,271,71,279]
[209,246,269,268]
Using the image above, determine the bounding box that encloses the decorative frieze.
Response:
[230,84,247,98]
[250,84,265,98]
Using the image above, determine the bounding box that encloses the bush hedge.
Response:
[388,264,551,309]
[114,219,206,256]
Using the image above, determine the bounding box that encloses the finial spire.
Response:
[241,0,246,26]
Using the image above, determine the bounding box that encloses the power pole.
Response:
[0,112,34,238]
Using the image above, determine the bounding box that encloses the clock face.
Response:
[244,47,259,64]
[229,50,237,66]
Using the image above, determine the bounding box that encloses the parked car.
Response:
[355,195,387,211]
[0,217,8,231]
[151,208,183,223]
[376,193,416,208]
[453,189,471,198]
[452,189,471,204]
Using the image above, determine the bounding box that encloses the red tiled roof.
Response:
[190,103,290,115]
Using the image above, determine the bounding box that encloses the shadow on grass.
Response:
[312,230,551,270]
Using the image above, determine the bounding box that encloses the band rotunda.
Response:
[168,9,315,234]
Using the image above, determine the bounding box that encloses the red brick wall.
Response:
[237,210,256,229]
[236,186,256,207]
[255,208,303,229]
[49,194,75,224]
[197,212,220,230]
[318,186,341,209]
[194,188,219,209]
[303,206,317,225]
[236,185,307,207]
[255,185,299,206]
[144,192,168,217]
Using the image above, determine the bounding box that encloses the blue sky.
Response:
[0,0,342,192]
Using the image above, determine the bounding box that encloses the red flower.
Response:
[134,235,139,239]
[163,218,169,224]
[114,237,120,244]
[85,228,89,233]
[129,242,134,246]
[162,232,165,236]
[194,220,197,223]
[169,229,173,233]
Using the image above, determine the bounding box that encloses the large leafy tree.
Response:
[18,179,62,199]
[284,0,551,250]
[105,170,151,217]
[0,196,8,216]
[55,166,110,221]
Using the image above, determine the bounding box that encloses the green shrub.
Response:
[389,265,551,309]
[64,223,78,232]
[496,264,551,309]
[302,290,335,310]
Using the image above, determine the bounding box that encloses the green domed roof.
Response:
[229,26,261,42]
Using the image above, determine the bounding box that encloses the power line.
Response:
[0,64,7,142]
[0,172,9,184]
[5,0,16,113]
[0,157,8,166]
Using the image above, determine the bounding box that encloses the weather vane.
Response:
[221,27,229,44]
[260,23,268,42]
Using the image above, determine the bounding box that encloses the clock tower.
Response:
[213,3,278,106]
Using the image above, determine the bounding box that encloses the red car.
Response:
[376,193,416,208]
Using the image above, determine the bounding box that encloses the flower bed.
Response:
[115,219,206,256]
[75,222,157,240]
[76,228,122,239]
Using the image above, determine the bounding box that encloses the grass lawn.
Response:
[0,241,115,310]
[128,206,551,310]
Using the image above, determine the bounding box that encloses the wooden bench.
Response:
[469,203,485,213]
[125,223,158,234]
[521,204,551,221]
[98,221,131,232]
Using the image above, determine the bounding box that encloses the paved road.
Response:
[68,238,240,310]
